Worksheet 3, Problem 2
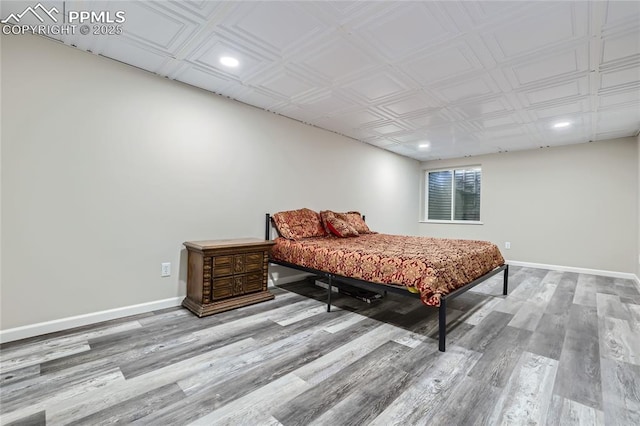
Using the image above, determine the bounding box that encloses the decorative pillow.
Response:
[320,211,359,237]
[319,210,337,234]
[272,208,327,240]
[345,211,373,234]
[318,210,339,234]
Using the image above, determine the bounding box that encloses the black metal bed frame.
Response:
[265,213,509,352]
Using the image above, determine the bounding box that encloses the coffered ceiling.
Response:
[2,1,639,160]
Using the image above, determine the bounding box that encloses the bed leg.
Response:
[503,264,509,296]
[327,275,332,312]
[439,298,447,352]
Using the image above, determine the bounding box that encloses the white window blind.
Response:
[426,167,481,222]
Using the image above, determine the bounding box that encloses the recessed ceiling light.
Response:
[553,121,571,129]
[220,56,239,67]
[418,141,431,149]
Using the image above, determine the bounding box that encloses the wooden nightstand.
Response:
[182,238,275,317]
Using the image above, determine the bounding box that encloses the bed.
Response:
[265,209,508,352]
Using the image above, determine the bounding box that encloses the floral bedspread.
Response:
[270,234,505,306]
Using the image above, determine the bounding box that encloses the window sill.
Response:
[419,220,484,225]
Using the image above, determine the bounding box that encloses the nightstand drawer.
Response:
[214,254,259,276]
[213,275,256,300]
[212,277,234,299]
[244,272,264,293]
[245,253,263,272]
[213,256,233,277]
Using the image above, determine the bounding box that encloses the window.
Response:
[425,167,481,222]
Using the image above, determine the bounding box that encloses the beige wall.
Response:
[419,138,638,274]
[0,33,420,330]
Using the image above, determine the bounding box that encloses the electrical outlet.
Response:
[505,242,511,249]
[161,262,171,277]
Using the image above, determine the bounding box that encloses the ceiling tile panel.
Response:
[598,90,640,108]
[452,98,513,119]
[304,1,386,28]
[257,69,317,100]
[187,35,275,81]
[530,99,590,120]
[482,125,527,139]
[391,132,430,144]
[221,2,328,56]
[433,75,501,103]
[482,2,587,61]
[117,1,199,53]
[604,0,640,27]
[378,93,438,117]
[166,0,221,21]
[294,91,357,115]
[460,1,534,27]
[506,45,589,87]
[520,78,588,106]
[336,109,386,128]
[473,114,521,129]
[597,106,640,131]
[600,65,640,90]
[420,123,474,142]
[407,110,457,128]
[536,114,589,135]
[353,2,458,60]
[342,72,410,103]
[601,28,640,66]
[299,35,378,83]
[342,127,381,141]
[403,42,483,86]
[369,123,408,136]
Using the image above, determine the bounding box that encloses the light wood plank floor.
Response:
[1,266,639,425]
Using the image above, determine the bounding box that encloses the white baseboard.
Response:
[1,273,315,345]
[0,297,183,344]
[507,260,637,281]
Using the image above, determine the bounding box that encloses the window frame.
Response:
[421,165,483,225]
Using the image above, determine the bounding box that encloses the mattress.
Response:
[270,233,505,306]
